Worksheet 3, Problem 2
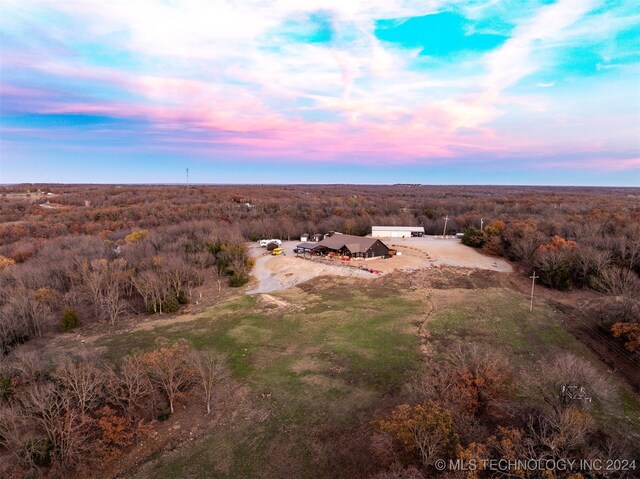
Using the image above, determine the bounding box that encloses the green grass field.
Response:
[427,287,583,359]
[94,278,639,478]
[98,279,422,478]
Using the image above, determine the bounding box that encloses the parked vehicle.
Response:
[259,239,282,247]
[271,247,285,255]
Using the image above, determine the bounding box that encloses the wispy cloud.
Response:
[1,0,638,180]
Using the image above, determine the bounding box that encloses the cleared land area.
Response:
[247,242,372,294]
[388,236,512,271]
[96,277,424,478]
[83,271,638,478]
[247,237,511,294]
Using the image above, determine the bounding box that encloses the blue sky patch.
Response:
[558,46,603,76]
[3,113,132,128]
[374,12,508,57]
[278,10,335,44]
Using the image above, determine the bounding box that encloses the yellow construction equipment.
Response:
[271,247,284,256]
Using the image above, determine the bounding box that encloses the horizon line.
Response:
[1,182,639,189]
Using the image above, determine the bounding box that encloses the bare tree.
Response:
[214,259,227,292]
[82,260,105,319]
[188,349,229,414]
[163,254,192,297]
[406,345,510,418]
[100,259,129,328]
[143,341,194,414]
[0,302,28,355]
[83,258,129,327]
[51,353,105,415]
[132,269,162,313]
[574,246,610,285]
[526,353,617,413]
[0,404,24,453]
[108,353,154,419]
[5,288,51,338]
[593,266,640,296]
[19,383,92,472]
[615,236,640,271]
[532,407,594,460]
[10,346,51,384]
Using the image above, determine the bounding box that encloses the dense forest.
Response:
[0,184,638,477]
[1,184,638,353]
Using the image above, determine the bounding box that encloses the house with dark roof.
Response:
[310,232,390,259]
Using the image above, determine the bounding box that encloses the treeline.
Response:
[0,221,253,354]
[0,340,228,477]
[1,184,639,351]
[2,185,637,249]
[371,347,637,478]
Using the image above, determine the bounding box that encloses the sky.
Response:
[1,0,639,186]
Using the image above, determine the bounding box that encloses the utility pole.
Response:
[442,215,449,237]
[529,271,539,312]
[186,168,190,187]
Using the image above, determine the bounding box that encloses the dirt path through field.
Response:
[260,293,289,307]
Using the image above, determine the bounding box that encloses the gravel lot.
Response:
[246,237,512,294]
[246,242,372,294]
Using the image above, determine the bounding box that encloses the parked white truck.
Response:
[258,239,282,247]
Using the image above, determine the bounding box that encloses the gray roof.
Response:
[296,242,318,249]
[372,226,425,232]
[314,234,382,254]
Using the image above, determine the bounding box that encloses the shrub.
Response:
[97,406,136,458]
[375,401,458,468]
[176,290,188,304]
[611,322,640,352]
[0,255,16,271]
[61,308,81,331]
[229,273,249,287]
[0,374,13,400]
[147,295,182,314]
[163,295,181,313]
[124,230,148,244]
[461,227,486,248]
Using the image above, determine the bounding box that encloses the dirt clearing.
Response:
[385,237,512,272]
[246,237,512,294]
[246,242,372,294]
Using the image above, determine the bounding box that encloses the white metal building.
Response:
[371,226,425,238]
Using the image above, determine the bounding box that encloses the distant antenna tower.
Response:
[186,168,190,186]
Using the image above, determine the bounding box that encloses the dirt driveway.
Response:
[386,237,512,272]
[246,242,372,294]
[246,237,512,294]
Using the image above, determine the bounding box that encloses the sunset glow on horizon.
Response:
[1,0,639,185]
